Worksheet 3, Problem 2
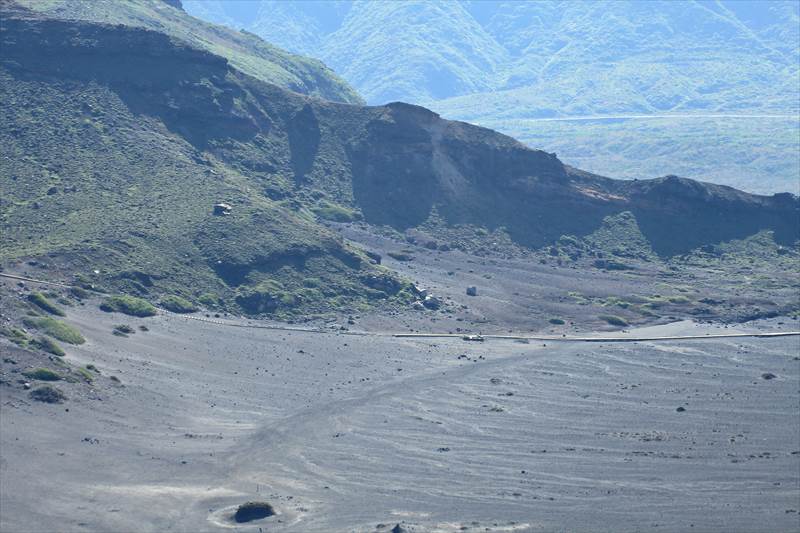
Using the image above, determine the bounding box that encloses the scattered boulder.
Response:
[466,286,477,296]
[676,406,686,412]
[233,501,275,523]
[422,295,441,310]
[365,250,382,265]
[411,301,425,311]
[411,285,428,298]
[212,202,232,216]
[761,372,777,380]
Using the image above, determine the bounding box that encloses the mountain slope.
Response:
[1,9,797,317]
[11,0,363,104]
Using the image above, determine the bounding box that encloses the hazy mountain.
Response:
[184,0,800,194]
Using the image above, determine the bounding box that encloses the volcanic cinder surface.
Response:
[1,295,798,532]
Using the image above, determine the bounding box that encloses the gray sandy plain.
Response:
[1,239,799,532]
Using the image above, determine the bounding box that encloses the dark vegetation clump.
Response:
[549,318,565,325]
[100,295,157,317]
[27,292,66,316]
[113,324,135,337]
[23,368,62,381]
[599,314,628,327]
[159,295,198,313]
[69,286,89,299]
[29,385,66,403]
[233,502,275,523]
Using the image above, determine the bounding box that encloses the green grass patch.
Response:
[69,286,89,299]
[23,317,85,345]
[312,201,360,222]
[197,293,221,308]
[100,295,157,317]
[27,292,65,316]
[159,295,198,313]
[599,314,629,327]
[0,326,31,346]
[30,336,66,356]
[76,367,95,382]
[23,368,62,381]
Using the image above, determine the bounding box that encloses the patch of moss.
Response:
[23,317,85,345]
[100,295,157,317]
[27,292,65,316]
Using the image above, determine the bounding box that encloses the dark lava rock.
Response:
[234,501,274,523]
[466,286,477,296]
[29,385,66,403]
[676,406,686,412]
[391,524,408,533]
[761,372,777,380]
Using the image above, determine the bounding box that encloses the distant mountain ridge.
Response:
[185,0,799,111]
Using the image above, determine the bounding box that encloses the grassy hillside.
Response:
[1,10,797,318]
[12,0,363,104]
[0,14,398,318]
[185,0,800,195]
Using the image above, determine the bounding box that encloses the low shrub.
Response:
[31,336,66,356]
[312,201,360,222]
[100,295,157,317]
[27,292,66,316]
[76,368,94,382]
[23,368,62,381]
[113,324,135,337]
[159,295,198,313]
[29,385,66,403]
[599,314,629,327]
[23,317,85,345]
[0,326,31,346]
[70,286,89,299]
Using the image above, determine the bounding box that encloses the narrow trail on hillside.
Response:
[2,272,798,343]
